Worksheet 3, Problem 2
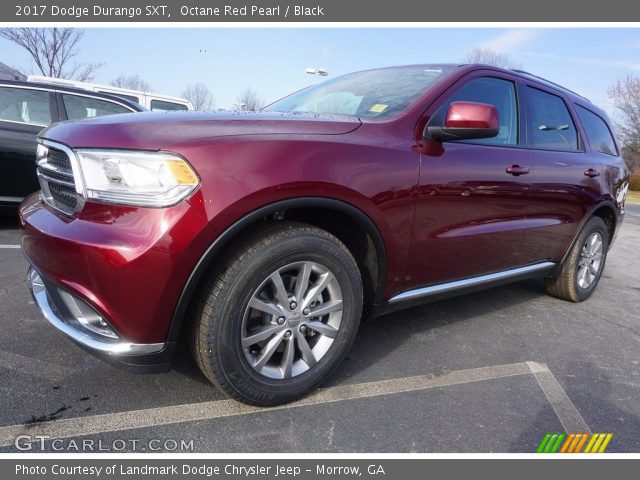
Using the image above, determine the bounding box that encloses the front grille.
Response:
[37,145,81,215]
[47,147,72,170]
[48,182,78,213]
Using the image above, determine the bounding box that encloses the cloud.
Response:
[479,29,538,53]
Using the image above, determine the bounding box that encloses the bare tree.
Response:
[608,75,640,172]
[0,28,102,81]
[111,74,151,91]
[463,47,522,70]
[182,83,215,111]
[623,150,640,174]
[236,88,265,111]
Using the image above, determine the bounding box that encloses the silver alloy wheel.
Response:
[577,232,604,289]
[241,261,344,379]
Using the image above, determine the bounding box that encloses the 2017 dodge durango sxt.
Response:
[20,64,629,405]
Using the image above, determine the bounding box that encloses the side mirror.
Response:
[426,101,500,142]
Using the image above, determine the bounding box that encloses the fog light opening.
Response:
[58,289,119,340]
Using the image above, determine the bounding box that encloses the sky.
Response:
[1,28,639,115]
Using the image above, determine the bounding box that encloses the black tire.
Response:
[191,222,363,406]
[544,217,609,302]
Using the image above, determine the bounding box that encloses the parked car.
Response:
[20,64,629,405]
[0,80,145,211]
[27,76,194,111]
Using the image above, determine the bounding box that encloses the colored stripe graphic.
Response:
[597,433,613,453]
[537,433,552,453]
[538,433,613,453]
[559,433,575,453]
[584,433,599,452]
[550,433,565,453]
[574,433,589,452]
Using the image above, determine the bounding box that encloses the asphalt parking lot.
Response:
[0,205,638,453]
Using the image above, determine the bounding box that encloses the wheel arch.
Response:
[558,201,618,269]
[166,197,388,345]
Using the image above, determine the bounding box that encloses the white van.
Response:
[27,75,194,111]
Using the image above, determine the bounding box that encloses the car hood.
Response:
[39,111,362,150]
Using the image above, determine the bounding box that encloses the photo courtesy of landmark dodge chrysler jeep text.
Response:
[20,64,629,405]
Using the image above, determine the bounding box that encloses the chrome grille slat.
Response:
[37,144,80,215]
[37,161,75,179]
[38,171,76,188]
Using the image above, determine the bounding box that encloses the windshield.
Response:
[264,66,455,119]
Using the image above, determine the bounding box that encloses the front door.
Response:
[406,75,532,289]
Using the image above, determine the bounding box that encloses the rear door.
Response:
[520,85,602,264]
[407,73,532,288]
[0,85,57,203]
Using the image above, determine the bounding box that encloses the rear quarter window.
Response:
[575,105,618,156]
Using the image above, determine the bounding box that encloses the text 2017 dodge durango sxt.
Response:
[20,64,629,405]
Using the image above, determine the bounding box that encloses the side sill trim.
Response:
[388,262,556,304]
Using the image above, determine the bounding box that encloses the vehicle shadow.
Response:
[327,277,550,385]
[170,277,552,388]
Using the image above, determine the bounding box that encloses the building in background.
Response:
[0,61,26,81]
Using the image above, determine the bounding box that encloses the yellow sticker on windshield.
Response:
[369,104,388,113]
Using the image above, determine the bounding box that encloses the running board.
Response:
[388,262,557,305]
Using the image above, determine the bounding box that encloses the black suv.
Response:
[0,80,144,211]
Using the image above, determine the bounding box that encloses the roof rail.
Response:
[510,69,592,103]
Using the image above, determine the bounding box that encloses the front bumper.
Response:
[20,191,214,370]
[28,267,164,356]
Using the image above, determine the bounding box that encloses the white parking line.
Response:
[0,245,20,249]
[527,361,591,433]
[0,361,588,447]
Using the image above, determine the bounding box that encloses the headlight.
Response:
[74,150,199,207]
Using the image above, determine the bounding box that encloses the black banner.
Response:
[3,459,640,479]
[3,0,640,22]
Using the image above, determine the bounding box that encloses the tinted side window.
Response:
[0,87,51,126]
[576,105,617,156]
[150,100,189,111]
[97,91,140,104]
[62,94,132,120]
[429,77,518,146]
[527,87,578,151]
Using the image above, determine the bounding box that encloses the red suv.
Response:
[20,64,629,405]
